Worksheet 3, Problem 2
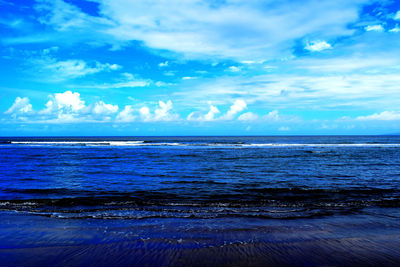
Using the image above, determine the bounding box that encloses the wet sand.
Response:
[1,211,400,266]
[2,237,400,266]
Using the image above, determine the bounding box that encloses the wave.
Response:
[10,141,145,146]
[1,197,397,220]
[7,141,400,148]
[1,186,399,220]
[1,187,399,207]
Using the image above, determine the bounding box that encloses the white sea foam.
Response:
[11,141,144,146]
[8,141,400,148]
[241,143,400,147]
[94,141,145,146]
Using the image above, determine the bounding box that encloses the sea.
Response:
[1,136,400,266]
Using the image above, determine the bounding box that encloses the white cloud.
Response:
[241,60,265,64]
[220,99,247,120]
[81,80,150,89]
[138,101,179,122]
[356,111,400,121]
[182,76,197,80]
[41,91,85,115]
[155,81,172,87]
[204,104,220,121]
[154,100,178,121]
[4,92,181,123]
[31,0,368,60]
[237,110,286,122]
[278,126,290,131]
[187,103,220,121]
[186,112,202,121]
[295,56,398,72]
[46,60,120,78]
[102,0,364,60]
[164,71,176,76]
[4,97,33,119]
[139,106,151,121]
[93,101,119,115]
[37,0,93,30]
[158,61,168,67]
[122,72,134,79]
[32,55,121,81]
[227,66,241,72]
[394,11,400,20]
[305,41,332,52]
[116,105,136,122]
[264,65,277,70]
[264,110,280,121]
[174,69,400,111]
[29,91,118,123]
[189,100,247,121]
[365,25,384,32]
[76,72,150,89]
[36,91,90,123]
[389,26,400,33]
[108,64,120,70]
[238,112,258,121]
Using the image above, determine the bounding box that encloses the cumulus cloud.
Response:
[394,11,400,20]
[5,97,33,116]
[154,100,178,121]
[116,105,136,122]
[93,101,119,115]
[264,110,280,121]
[365,25,384,32]
[221,99,247,120]
[139,106,152,121]
[305,41,332,52]
[238,110,285,122]
[188,100,247,121]
[204,104,220,121]
[119,101,179,122]
[355,111,400,121]
[187,103,220,121]
[158,61,168,67]
[4,92,104,123]
[238,112,258,121]
[40,91,85,115]
[4,91,181,123]
[7,91,116,123]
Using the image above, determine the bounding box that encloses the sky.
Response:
[1,0,400,136]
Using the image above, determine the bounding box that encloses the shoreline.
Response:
[1,210,400,266]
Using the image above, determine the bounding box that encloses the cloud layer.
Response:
[2,0,400,135]
[4,92,292,124]
[24,0,371,60]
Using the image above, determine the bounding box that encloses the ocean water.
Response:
[1,136,400,220]
[1,136,400,265]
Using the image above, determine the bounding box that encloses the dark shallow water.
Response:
[1,136,400,266]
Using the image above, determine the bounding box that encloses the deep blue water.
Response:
[0,136,400,220]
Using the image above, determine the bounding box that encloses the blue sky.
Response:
[1,0,400,135]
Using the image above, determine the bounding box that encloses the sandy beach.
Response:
[1,210,400,266]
